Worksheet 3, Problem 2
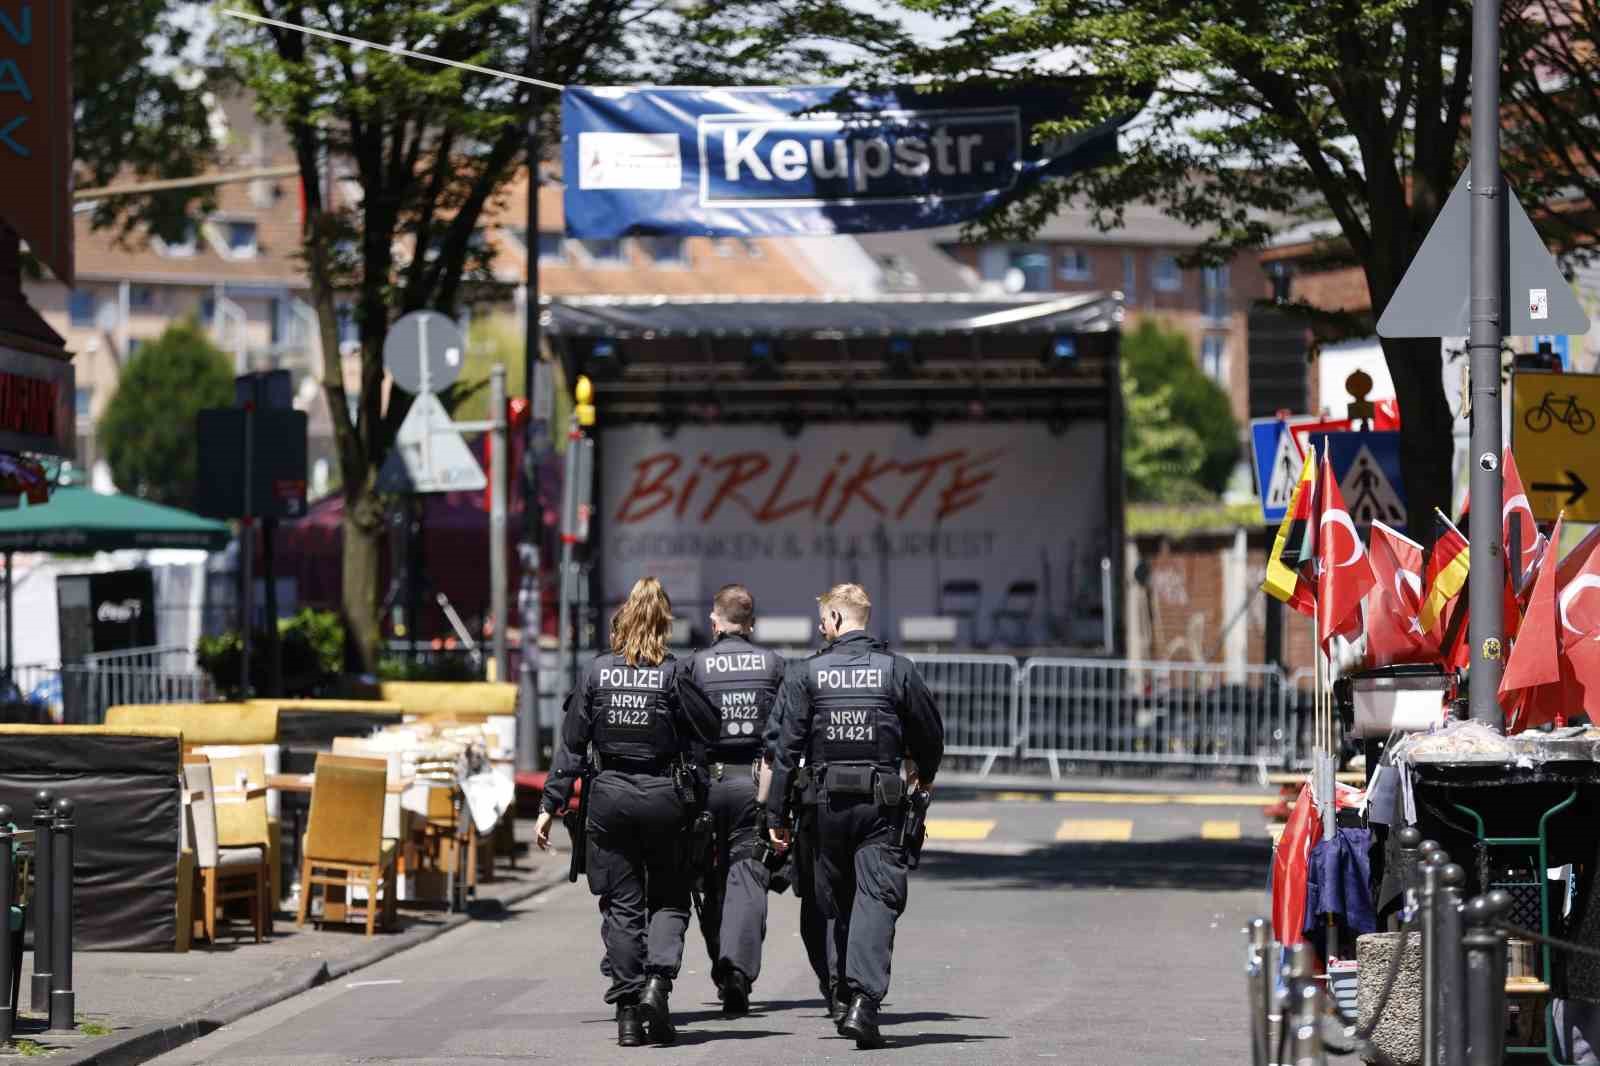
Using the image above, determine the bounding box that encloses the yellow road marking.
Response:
[1052,791,1167,805]
[925,819,996,841]
[1201,820,1242,840]
[1055,818,1133,842]
[994,791,1045,803]
[1173,794,1276,807]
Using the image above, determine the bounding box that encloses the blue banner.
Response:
[561,83,1130,238]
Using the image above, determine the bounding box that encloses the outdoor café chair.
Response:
[296,754,398,938]
[206,751,279,930]
[182,758,269,944]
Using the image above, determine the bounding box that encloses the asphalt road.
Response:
[149,795,1272,1065]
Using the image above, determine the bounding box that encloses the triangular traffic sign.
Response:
[1340,444,1406,527]
[1377,170,1590,338]
[376,392,487,494]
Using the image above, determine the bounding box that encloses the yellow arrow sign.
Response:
[1513,370,1600,522]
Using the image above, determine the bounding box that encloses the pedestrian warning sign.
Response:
[1512,370,1600,522]
[1306,431,1409,530]
[1251,419,1300,524]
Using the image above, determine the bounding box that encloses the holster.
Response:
[825,765,876,796]
[565,765,593,883]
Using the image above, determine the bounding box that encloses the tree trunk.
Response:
[1383,335,1458,539]
[341,482,385,672]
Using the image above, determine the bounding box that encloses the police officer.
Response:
[768,582,944,1049]
[674,584,785,1014]
[536,577,718,1048]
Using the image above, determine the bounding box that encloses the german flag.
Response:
[1262,448,1316,616]
[1419,510,1471,634]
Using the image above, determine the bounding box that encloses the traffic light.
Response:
[575,374,596,427]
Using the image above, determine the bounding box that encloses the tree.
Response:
[1122,376,1208,503]
[99,321,236,506]
[845,0,1491,535]
[75,0,219,241]
[1122,319,1238,493]
[223,0,848,668]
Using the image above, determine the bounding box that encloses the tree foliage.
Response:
[75,0,219,241]
[1123,377,1208,504]
[1121,319,1238,494]
[221,0,855,666]
[99,321,236,506]
[825,0,1499,535]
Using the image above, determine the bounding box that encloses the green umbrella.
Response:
[0,487,231,553]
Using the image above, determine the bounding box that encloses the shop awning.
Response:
[0,487,232,553]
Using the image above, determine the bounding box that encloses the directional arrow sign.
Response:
[1378,170,1590,338]
[1531,470,1589,508]
[1512,370,1600,522]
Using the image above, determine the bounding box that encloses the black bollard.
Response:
[1437,863,1468,1066]
[1464,890,1511,1066]
[1394,827,1423,932]
[28,791,51,1014]
[46,799,73,1033]
[1420,848,1445,1066]
[0,804,13,1043]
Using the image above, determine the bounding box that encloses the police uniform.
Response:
[542,651,718,1045]
[767,630,944,1047]
[675,632,785,1009]
[762,668,833,1007]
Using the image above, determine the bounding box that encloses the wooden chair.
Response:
[297,754,397,938]
[206,751,279,929]
[182,758,268,944]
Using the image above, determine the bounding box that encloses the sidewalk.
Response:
[0,819,569,1065]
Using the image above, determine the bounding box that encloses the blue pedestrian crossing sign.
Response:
[1250,419,1302,524]
[1533,334,1572,370]
[1309,431,1408,529]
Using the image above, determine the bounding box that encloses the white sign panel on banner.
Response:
[599,423,1109,645]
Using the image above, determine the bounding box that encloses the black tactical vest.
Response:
[588,652,679,764]
[805,646,901,767]
[690,635,782,758]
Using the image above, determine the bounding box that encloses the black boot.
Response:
[640,975,676,1045]
[616,1004,645,1047]
[721,971,751,1016]
[828,983,851,1025]
[838,993,884,1049]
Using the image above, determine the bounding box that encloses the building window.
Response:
[270,297,283,346]
[1152,253,1182,293]
[127,338,146,357]
[640,236,687,265]
[155,221,198,258]
[579,238,626,264]
[537,233,566,263]
[1122,251,1138,305]
[1201,334,1227,382]
[742,238,764,259]
[74,388,93,420]
[1202,264,1231,320]
[335,303,358,345]
[979,244,1053,292]
[129,285,154,309]
[226,221,259,258]
[68,290,96,327]
[201,295,216,326]
[1058,248,1093,282]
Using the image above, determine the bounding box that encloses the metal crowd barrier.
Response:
[906,653,1020,777]
[8,646,213,725]
[1018,658,1307,779]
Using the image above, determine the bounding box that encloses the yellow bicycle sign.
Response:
[1512,370,1600,521]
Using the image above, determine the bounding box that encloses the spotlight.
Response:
[780,406,804,438]
[1047,409,1070,437]
[885,336,919,377]
[909,408,933,437]
[1043,334,1078,368]
[746,338,781,379]
[579,336,624,380]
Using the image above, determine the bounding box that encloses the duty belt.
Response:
[596,754,674,776]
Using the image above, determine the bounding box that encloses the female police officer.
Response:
[536,577,719,1047]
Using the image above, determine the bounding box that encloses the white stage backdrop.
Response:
[598,422,1109,646]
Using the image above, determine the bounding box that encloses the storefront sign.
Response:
[0,0,74,284]
[562,82,1134,238]
[0,343,71,455]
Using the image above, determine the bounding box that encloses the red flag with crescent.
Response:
[1315,452,1376,649]
[1502,448,1546,585]
[1503,514,1571,730]
[1365,520,1432,667]
[1559,531,1600,720]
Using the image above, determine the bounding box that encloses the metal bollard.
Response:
[1419,847,1445,1066]
[1395,827,1423,924]
[1246,918,1271,1066]
[1288,942,1326,1066]
[47,799,73,1033]
[1464,890,1511,1066]
[28,790,51,1014]
[1437,863,1467,1066]
[0,805,13,1043]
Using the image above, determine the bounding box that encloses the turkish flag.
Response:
[1502,448,1546,586]
[1560,535,1600,719]
[1503,515,1567,730]
[1316,453,1376,649]
[1365,520,1432,667]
